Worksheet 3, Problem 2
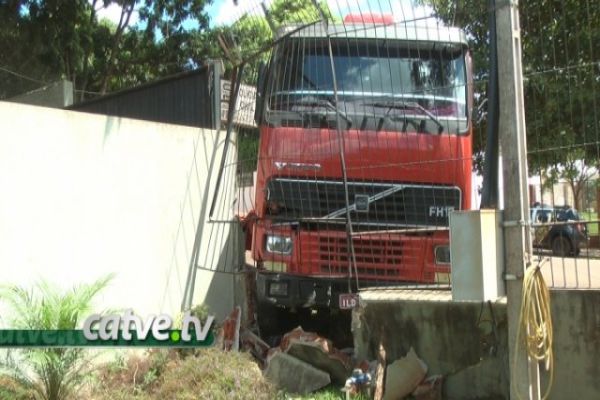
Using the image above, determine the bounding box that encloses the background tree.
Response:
[0,0,336,101]
[0,0,213,100]
[204,0,335,170]
[417,1,491,173]
[543,150,595,210]
[203,0,333,80]
[423,0,600,205]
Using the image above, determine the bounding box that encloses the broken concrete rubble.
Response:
[281,327,352,384]
[412,375,443,400]
[278,326,327,351]
[257,326,359,394]
[264,351,331,394]
[240,329,270,367]
[374,342,387,400]
[382,347,428,400]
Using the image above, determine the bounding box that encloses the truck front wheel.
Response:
[256,303,294,345]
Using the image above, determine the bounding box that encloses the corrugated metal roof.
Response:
[68,64,221,129]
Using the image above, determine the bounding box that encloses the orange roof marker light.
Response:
[343,13,394,25]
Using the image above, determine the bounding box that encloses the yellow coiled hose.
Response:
[514,263,554,399]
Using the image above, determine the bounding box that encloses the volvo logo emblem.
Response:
[354,194,370,212]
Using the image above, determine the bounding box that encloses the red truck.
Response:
[248,14,473,336]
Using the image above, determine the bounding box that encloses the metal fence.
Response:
[408,0,600,291]
[204,0,600,292]
[206,0,475,293]
[519,1,600,289]
[439,0,600,290]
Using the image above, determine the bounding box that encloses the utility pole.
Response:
[495,1,540,399]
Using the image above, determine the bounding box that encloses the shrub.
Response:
[90,348,278,400]
[0,275,113,400]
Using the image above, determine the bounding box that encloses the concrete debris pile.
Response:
[383,347,427,399]
[265,351,332,394]
[412,375,443,400]
[240,329,270,368]
[379,347,442,400]
[263,327,353,394]
[222,313,442,399]
[278,327,353,384]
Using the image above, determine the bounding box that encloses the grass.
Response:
[0,375,37,400]
[87,350,369,400]
[581,211,599,235]
[88,348,277,400]
[289,385,370,400]
[287,387,343,400]
[289,387,345,400]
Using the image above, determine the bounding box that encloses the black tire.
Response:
[552,236,573,257]
[256,303,300,343]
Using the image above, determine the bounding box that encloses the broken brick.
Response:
[220,306,241,351]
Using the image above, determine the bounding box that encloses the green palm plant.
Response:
[0,275,114,400]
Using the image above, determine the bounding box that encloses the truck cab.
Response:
[248,16,473,330]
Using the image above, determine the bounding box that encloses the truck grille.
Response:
[299,232,436,282]
[318,236,403,276]
[267,178,461,227]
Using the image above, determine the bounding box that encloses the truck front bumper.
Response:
[256,271,355,310]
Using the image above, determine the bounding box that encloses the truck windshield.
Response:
[269,38,467,120]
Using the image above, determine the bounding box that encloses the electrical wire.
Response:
[513,262,554,400]
[0,65,47,85]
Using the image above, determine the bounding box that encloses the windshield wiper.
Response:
[276,96,353,127]
[369,100,445,134]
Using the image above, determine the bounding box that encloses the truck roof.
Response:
[277,22,468,47]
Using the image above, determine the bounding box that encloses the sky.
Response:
[94,0,436,30]
[206,0,435,27]
[95,2,140,26]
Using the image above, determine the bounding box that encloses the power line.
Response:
[0,65,103,96]
[0,65,47,85]
[74,88,102,95]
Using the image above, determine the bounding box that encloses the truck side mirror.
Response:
[465,50,475,123]
[254,62,267,125]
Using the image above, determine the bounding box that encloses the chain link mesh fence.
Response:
[427,0,600,289]
[206,0,476,297]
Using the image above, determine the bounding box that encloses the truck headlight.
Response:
[266,235,293,255]
[268,281,289,297]
[434,245,451,264]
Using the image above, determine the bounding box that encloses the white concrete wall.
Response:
[0,101,240,326]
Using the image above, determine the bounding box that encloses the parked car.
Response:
[530,205,588,257]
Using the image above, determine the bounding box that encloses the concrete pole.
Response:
[495,1,540,399]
